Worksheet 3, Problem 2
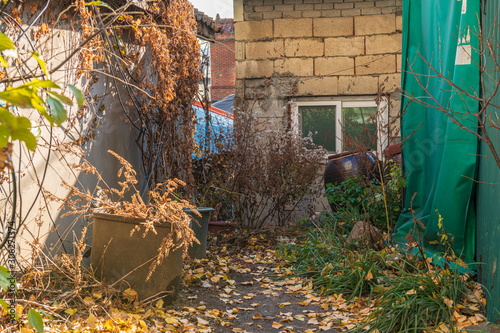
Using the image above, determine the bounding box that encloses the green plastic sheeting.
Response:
[393,0,479,264]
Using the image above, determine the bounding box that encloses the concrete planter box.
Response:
[185,207,214,259]
[208,221,238,232]
[91,211,183,303]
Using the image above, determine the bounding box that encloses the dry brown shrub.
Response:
[50,146,199,278]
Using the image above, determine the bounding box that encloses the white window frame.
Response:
[293,98,389,157]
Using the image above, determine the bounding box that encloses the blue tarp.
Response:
[193,104,233,159]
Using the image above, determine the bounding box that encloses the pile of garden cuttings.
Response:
[0,222,492,333]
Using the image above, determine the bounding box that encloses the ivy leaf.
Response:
[28,309,44,333]
[46,96,67,125]
[85,1,110,8]
[47,91,73,105]
[0,124,8,148]
[31,52,48,77]
[0,108,16,128]
[25,79,60,89]
[0,33,15,52]
[0,55,7,68]
[0,112,37,151]
[65,84,84,108]
[39,309,53,320]
[29,97,53,125]
[11,126,36,151]
[0,88,34,108]
[0,268,10,291]
[0,299,8,311]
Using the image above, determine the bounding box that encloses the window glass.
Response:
[342,107,377,150]
[299,105,336,152]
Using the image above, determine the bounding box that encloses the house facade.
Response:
[234,0,403,153]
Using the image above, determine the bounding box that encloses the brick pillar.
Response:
[211,18,236,102]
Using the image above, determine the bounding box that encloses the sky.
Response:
[189,0,233,19]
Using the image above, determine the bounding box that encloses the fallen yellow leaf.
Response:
[278,302,291,308]
[272,322,283,329]
[252,313,263,320]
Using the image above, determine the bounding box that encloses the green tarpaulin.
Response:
[393,0,479,264]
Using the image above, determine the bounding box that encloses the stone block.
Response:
[302,10,322,18]
[283,11,303,18]
[285,38,324,57]
[283,0,303,3]
[313,17,353,37]
[298,76,338,95]
[315,57,354,76]
[295,4,314,10]
[275,18,313,38]
[341,9,362,16]
[246,40,285,59]
[275,4,294,11]
[381,7,397,14]
[335,3,354,9]
[275,58,314,76]
[325,36,364,56]
[244,13,263,20]
[379,73,401,93]
[235,42,245,60]
[314,4,333,10]
[396,53,402,72]
[236,60,274,78]
[355,14,395,35]
[375,0,396,7]
[355,2,375,8]
[321,10,342,17]
[254,5,274,12]
[235,20,273,40]
[263,11,283,19]
[396,15,403,31]
[356,54,396,75]
[365,33,402,54]
[361,7,382,15]
[264,0,283,4]
[338,75,379,95]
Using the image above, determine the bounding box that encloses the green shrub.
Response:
[324,163,405,231]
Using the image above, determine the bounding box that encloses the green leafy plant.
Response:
[324,162,405,231]
[0,32,83,155]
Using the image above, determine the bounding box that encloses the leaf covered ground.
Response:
[1,230,494,332]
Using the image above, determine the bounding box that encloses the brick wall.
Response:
[235,0,403,127]
[211,18,236,101]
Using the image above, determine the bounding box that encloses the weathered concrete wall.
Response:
[0,3,143,266]
[235,0,402,138]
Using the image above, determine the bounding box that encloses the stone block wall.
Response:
[235,0,403,138]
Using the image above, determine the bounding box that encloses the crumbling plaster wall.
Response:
[235,0,403,140]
